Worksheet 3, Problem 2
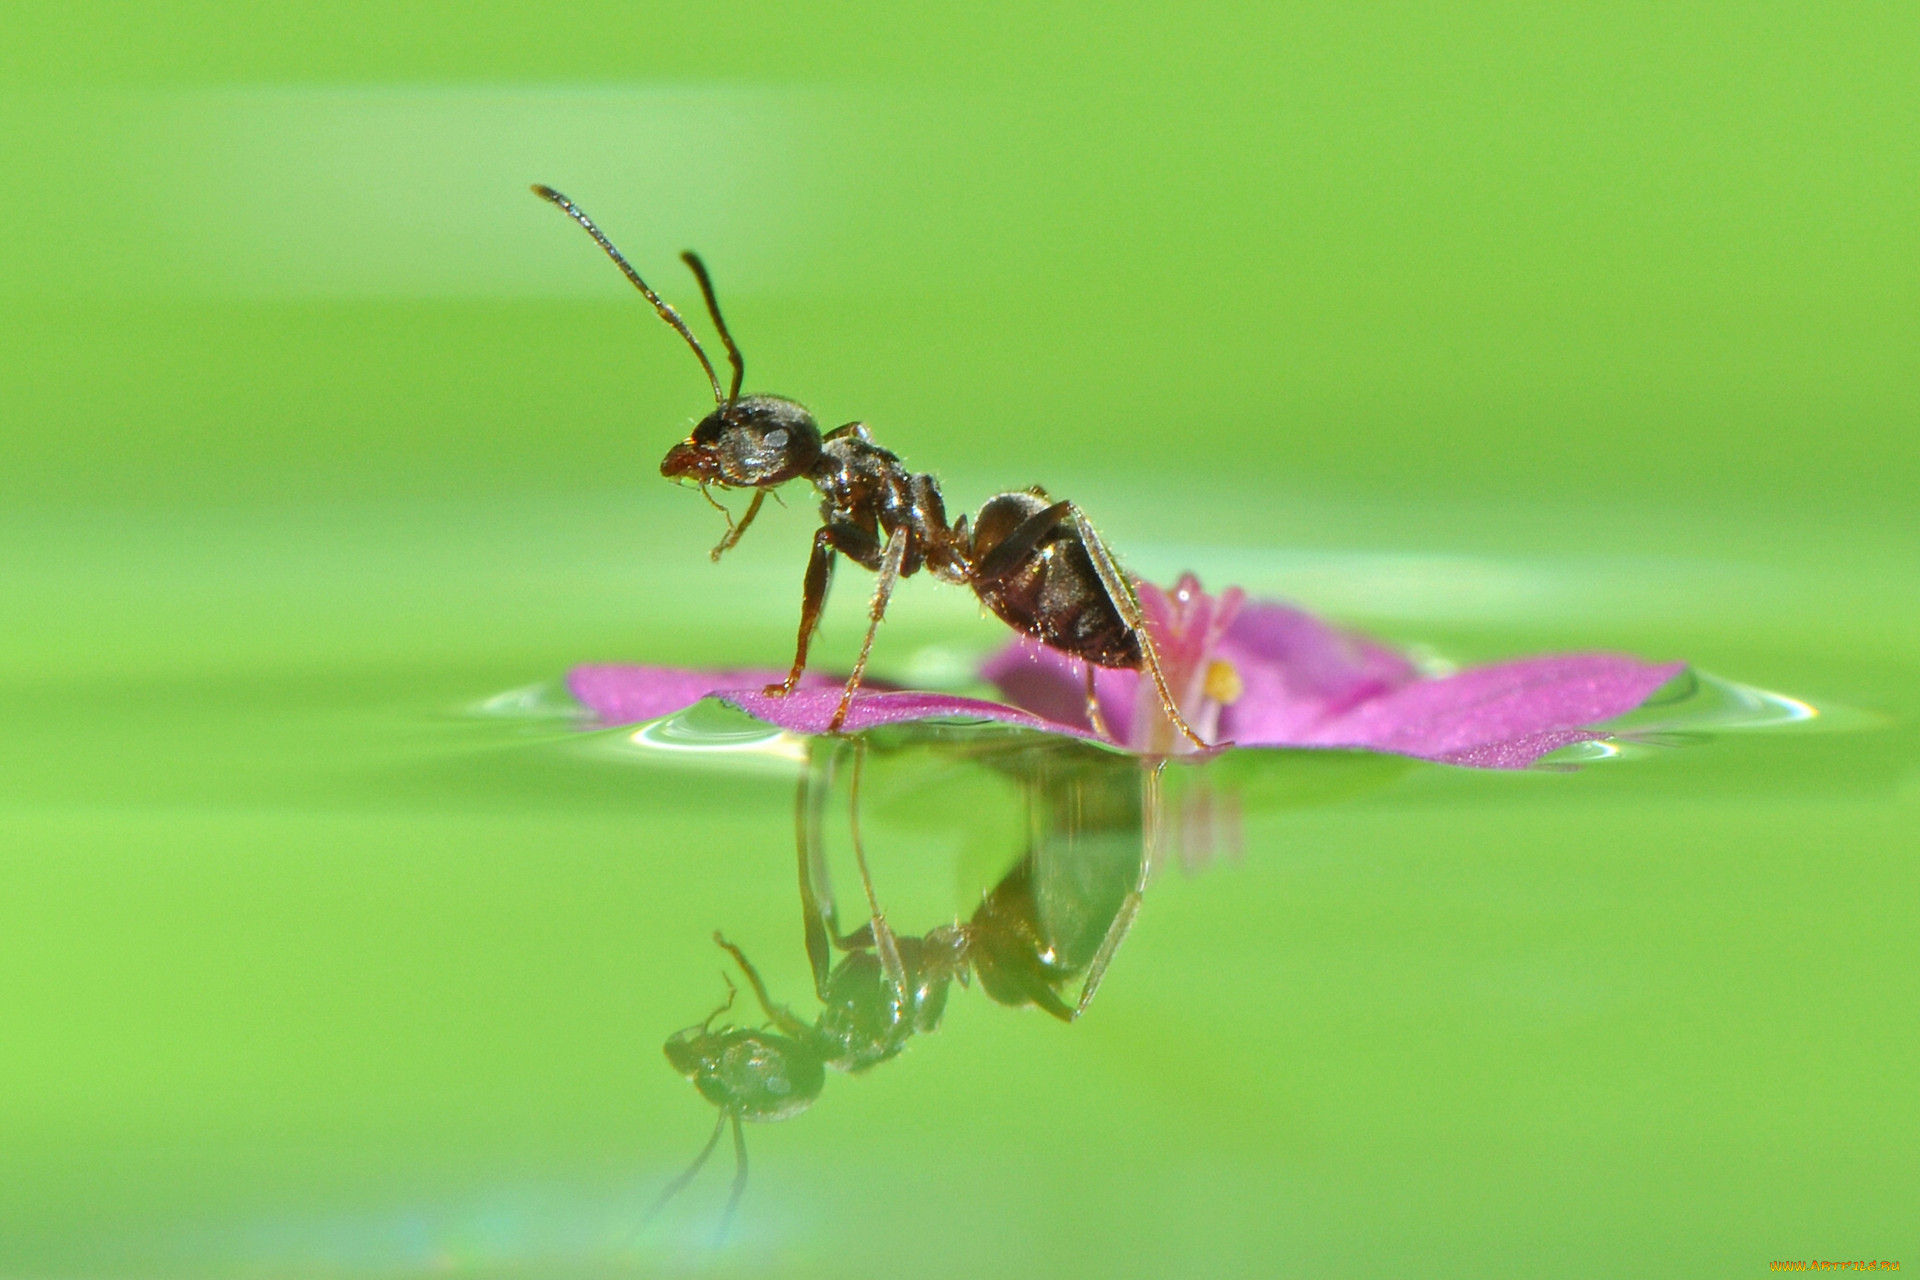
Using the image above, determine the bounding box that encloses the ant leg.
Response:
[712,931,812,1040]
[766,527,836,697]
[699,974,738,1032]
[972,499,1072,585]
[847,738,909,1003]
[795,751,835,998]
[827,525,908,732]
[1065,504,1212,751]
[806,743,873,951]
[1083,661,1114,739]
[697,482,735,532]
[709,488,767,561]
[796,737,875,953]
[1073,760,1163,1019]
[794,741,867,999]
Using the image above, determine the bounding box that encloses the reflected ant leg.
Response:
[827,525,909,732]
[847,738,909,1004]
[794,742,873,1000]
[712,931,813,1041]
[795,749,836,997]
[1072,760,1163,1020]
[765,527,837,697]
[1065,503,1212,751]
[797,741,876,951]
[709,488,767,561]
[699,974,738,1031]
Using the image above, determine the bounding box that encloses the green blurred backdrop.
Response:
[1,3,1915,1276]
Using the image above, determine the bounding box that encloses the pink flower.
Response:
[566,574,1684,770]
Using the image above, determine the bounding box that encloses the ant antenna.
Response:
[715,1112,749,1246]
[530,184,725,407]
[680,251,745,406]
[640,1110,726,1228]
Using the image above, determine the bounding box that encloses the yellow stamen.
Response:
[1203,659,1244,706]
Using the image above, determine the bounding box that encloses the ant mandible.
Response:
[532,185,1207,749]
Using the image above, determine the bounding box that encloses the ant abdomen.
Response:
[970,492,1144,670]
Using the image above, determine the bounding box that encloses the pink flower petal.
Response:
[569,594,1685,771]
[977,640,1106,734]
[567,665,799,725]
[1285,653,1687,767]
[1211,601,1423,744]
[566,664,1083,738]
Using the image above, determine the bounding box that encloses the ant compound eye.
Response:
[764,428,788,449]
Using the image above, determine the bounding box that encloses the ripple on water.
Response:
[473,662,1856,777]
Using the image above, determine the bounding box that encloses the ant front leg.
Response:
[766,527,838,697]
[709,489,767,562]
[712,932,814,1040]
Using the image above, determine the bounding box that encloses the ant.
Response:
[532,185,1208,749]
[650,735,1160,1240]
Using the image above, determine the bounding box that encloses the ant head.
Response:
[661,395,823,488]
[530,188,824,490]
[663,1024,826,1123]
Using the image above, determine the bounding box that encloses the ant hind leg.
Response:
[1064,504,1212,750]
[1082,661,1114,739]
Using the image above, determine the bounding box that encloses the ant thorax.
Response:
[808,430,968,583]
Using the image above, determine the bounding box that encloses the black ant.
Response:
[649,735,1160,1241]
[531,185,1207,749]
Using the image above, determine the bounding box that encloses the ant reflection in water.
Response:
[649,734,1163,1240]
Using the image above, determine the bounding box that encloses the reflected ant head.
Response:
[662,395,823,489]
[663,1023,826,1124]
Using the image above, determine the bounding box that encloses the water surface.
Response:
[2,495,1913,1276]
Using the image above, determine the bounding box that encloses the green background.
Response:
[1,3,1914,1276]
